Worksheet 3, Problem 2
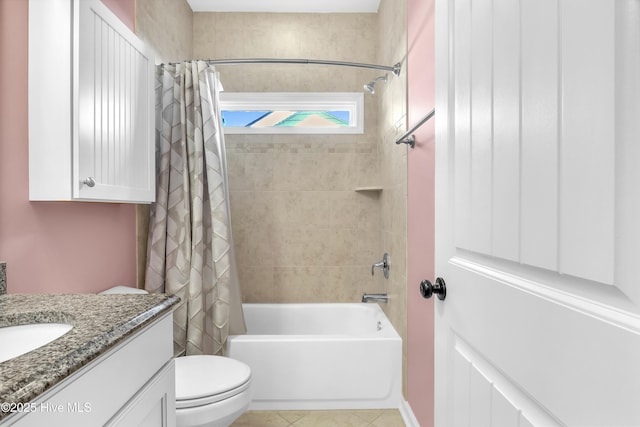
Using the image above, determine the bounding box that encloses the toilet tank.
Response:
[99,286,148,295]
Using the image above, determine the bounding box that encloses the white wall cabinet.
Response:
[5,314,175,427]
[29,0,155,203]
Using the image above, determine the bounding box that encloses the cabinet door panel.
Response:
[76,0,155,203]
[106,361,176,427]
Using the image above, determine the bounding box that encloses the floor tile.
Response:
[231,411,291,427]
[231,409,406,427]
[277,411,307,424]
[290,410,370,427]
[351,410,384,423]
[370,410,406,427]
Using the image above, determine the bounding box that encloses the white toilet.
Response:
[100,286,253,427]
[175,355,252,427]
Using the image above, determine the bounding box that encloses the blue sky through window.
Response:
[222,111,270,127]
[326,111,350,123]
[222,110,351,127]
[219,92,363,134]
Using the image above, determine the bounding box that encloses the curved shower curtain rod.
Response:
[164,58,402,76]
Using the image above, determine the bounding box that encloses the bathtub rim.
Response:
[236,302,402,338]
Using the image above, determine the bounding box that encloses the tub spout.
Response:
[361,293,389,303]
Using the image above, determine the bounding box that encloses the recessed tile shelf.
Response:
[355,186,383,192]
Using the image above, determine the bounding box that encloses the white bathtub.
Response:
[226,303,402,410]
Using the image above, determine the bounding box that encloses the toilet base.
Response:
[176,388,252,427]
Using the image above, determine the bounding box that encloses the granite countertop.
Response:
[0,293,179,419]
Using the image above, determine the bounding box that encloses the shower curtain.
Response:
[145,60,246,356]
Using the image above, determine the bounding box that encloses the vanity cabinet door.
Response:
[106,361,176,427]
[29,0,155,204]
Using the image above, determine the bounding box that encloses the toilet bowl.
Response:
[99,286,252,427]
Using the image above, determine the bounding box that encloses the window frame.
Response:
[218,92,364,134]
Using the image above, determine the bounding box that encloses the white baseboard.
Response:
[399,400,420,427]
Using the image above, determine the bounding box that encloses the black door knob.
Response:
[419,277,446,301]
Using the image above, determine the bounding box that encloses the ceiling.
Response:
[186,0,381,13]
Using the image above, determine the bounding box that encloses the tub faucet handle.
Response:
[371,253,390,279]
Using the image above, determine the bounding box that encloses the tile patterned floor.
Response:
[231,409,406,427]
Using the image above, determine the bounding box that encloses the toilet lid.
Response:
[175,355,251,401]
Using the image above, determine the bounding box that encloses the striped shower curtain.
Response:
[145,61,246,356]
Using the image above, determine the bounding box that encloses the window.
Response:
[219,92,364,134]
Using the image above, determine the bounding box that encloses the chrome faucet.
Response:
[371,253,390,279]
[362,293,389,303]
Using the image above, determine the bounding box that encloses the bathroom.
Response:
[0,0,428,425]
[3,0,638,426]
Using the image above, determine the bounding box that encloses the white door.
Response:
[434,0,640,426]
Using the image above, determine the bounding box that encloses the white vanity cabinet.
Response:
[29,0,155,203]
[6,313,175,427]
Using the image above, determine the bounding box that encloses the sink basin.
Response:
[0,323,73,363]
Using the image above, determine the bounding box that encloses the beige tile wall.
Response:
[376,0,408,398]
[193,13,389,303]
[135,0,193,63]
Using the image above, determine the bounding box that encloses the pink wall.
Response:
[100,0,135,31]
[0,0,137,294]
[407,0,436,425]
